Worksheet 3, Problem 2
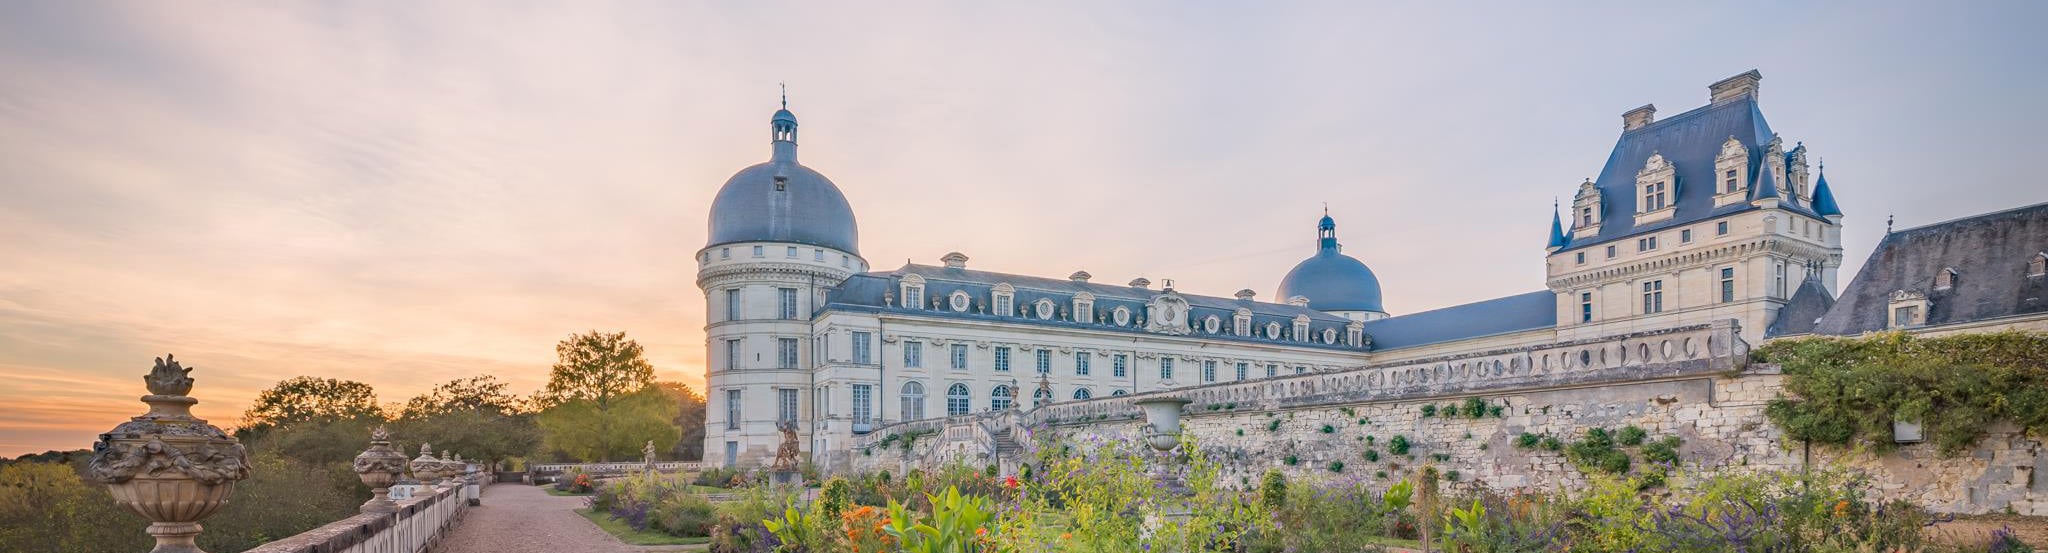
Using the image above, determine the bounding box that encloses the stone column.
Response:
[351,427,408,513]
[88,355,251,553]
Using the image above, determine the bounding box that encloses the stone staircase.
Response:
[992,428,1023,461]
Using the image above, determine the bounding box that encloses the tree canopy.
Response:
[536,330,656,409]
[240,376,382,433]
[532,330,672,461]
[393,375,539,467]
[399,375,526,419]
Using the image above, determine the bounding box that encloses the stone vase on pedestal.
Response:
[411,444,442,487]
[351,427,409,513]
[88,355,251,553]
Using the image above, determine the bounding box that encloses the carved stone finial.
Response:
[370,426,390,442]
[145,354,195,397]
[420,443,433,457]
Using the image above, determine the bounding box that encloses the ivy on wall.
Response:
[1757,330,2048,456]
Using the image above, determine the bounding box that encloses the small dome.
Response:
[705,105,860,255]
[1275,214,1384,313]
[772,108,797,123]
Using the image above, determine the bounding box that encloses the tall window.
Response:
[946,383,971,416]
[1580,292,1594,323]
[725,289,741,321]
[1774,262,1787,298]
[1637,236,1657,252]
[994,295,1013,316]
[1641,280,1665,314]
[1035,350,1051,374]
[1720,267,1736,303]
[1160,358,1175,381]
[720,247,730,260]
[1580,207,1593,226]
[725,339,741,371]
[1643,181,1668,211]
[852,331,873,364]
[851,384,872,428]
[778,288,798,319]
[1075,352,1091,376]
[814,249,824,261]
[1681,229,1693,243]
[1576,252,1586,265]
[1202,360,1217,383]
[904,284,924,309]
[777,338,799,368]
[990,385,1013,411]
[1112,354,1127,377]
[904,341,923,368]
[1717,221,1729,236]
[1724,169,1738,193]
[725,389,741,430]
[1606,245,1617,259]
[995,347,1011,372]
[950,344,968,370]
[1266,363,1278,378]
[1235,362,1248,381]
[777,389,798,423]
[899,382,925,421]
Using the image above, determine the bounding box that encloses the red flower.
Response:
[1004,475,1019,489]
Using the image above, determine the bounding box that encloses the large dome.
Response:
[705,106,861,256]
[1275,215,1384,313]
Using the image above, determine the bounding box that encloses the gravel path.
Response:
[433,485,701,553]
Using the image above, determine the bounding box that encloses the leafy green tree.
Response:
[393,375,540,469]
[656,381,707,461]
[237,377,385,464]
[533,331,670,461]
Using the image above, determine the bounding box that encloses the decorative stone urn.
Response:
[1133,396,1193,452]
[438,450,460,486]
[351,426,408,513]
[88,355,251,553]
[410,443,442,485]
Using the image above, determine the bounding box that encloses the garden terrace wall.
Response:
[242,481,470,553]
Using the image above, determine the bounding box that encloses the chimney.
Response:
[1621,104,1657,131]
[1709,69,1762,105]
[1069,271,1091,283]
[1128,277,1151,289]
[1235,289,1256,301]
[940,252,968,269]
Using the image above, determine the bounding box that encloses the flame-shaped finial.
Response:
[144,354,195,397]
[370,426,390,443]
[419,442,432,457]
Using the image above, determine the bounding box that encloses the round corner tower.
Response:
[698,100,866,468]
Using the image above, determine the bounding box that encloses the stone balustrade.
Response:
[1023,319,1746,427]
[242,480,471,553]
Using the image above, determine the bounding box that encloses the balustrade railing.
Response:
[243,480,472,553]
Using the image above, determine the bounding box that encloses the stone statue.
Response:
[643,440,657,465]
[771,420,800,472]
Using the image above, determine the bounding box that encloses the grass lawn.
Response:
[576,508,712,546]
[544,486,591,497]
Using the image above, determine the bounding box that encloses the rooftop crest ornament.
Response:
[90,354,250,553]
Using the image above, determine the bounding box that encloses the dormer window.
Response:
[900,275,926,309]
[1112,306,1131,326]
[1233,309,1252,336]
[1073,292,1095,323]
[948,291,971,312]
[1291,316,1311,342]
[1887,290,1930,328]
[2031,253,2047,277]
[1346,321,1365,347]
[1934,268,1957,290]
[1714,136,1749,207]
[1635,152,1677,224]
[1202,315,1220,334]
[1033,299,1055,320]
[1571,179,1603,238]
[992,283,1015,316]
[1642,181,1668,212]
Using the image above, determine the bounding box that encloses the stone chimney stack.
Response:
[1235,289,1257,301]
[940,252,968,269]
[1709,69,1763,105]
[1069,271,1091,283]
[1128,277,1151,290]
[1622,104,1657,131]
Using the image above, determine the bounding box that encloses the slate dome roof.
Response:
[1276,215,1384,313]
[705,107,861,256]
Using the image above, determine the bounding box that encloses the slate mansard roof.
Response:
[821,263,1365,351]
[1359,291,1558,350]
[1558,94,1830,252]
[1811,202,2048,335]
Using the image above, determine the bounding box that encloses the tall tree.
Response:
[655,381,707,461]
[237,377,385,464]
[533,331,661,461]
[394,375,539,469]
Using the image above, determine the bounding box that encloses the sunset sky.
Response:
[3,2,2044,456]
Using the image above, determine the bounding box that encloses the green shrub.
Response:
[1374,470,1388,479]
[1758,331,2048,456]
[1284,455,1300,466]
[1488,405,1506,418]
[1462,397,1488,419]
[1363,449,1380,462]
[1643,436,1682,464]
[1268,419,1282,432]
[1420,405,1436,417]
[1388,435,1411,455]
[819,477,853,519]
[1444,470,1461,481]
[1235,428,1244,436]
[1260,469,1288,508]
[1328,461,1345,473]
[1515,433,1540,449]
[1617,425,1648,446]
[1540,436,1563,452]
[1320,424,1336,434]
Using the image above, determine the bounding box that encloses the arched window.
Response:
[1033,386,1054,408]
[1072,387,1092,400]
[990,385,1014,411]
[900,381,926,421]
[1111,389,1128,396]
[946,383,970,416]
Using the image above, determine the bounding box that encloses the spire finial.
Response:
[1886,214,1894,234]
[1322,202,1328,217]
[779,81,787,109]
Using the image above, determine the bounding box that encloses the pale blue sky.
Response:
[1,1,2043,455]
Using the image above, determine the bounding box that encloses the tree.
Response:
[393,376,539,469]
[655,381,707,461]
[533,331,662,461]
[240,376,382,432]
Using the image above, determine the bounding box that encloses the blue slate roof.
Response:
[1811,169,1842,217]
[1558,96,1827,252]
[1358,291,1557,350]
[821,263,1365,351]
[1276,215,1384,313]
[1812,202,2048,335]
[706,107,862,255]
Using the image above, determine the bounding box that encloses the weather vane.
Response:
[779,81,787,109]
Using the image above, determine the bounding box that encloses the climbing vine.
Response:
[1757,331,2048,456]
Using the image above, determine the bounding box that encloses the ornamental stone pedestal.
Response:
[89,355,251,553]
[351,427,408,513]
[411,443,442,486]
